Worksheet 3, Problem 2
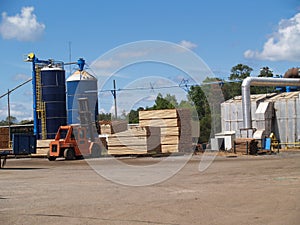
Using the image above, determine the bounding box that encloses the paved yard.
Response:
[1,152,300,225]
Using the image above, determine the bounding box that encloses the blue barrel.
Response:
[66,70,99,125]
[39,67,67,139]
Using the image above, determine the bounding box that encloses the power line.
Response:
[0,79,32,99]
[98,79,242,93]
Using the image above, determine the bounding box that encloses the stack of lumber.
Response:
[139,109,192,153]
[0,127,9,148]
[99,120,127,134]
[107,126,161,155]
[234,138,258,155]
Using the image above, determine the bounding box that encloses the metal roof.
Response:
[224,91,300,104]
[267,91,300,101]
[224,93,276,103]
[66,70,97,82]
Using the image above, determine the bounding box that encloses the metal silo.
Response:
[66,70,99,125]
[39,67,67,139]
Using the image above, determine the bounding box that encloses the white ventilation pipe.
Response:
[242,77,300,129]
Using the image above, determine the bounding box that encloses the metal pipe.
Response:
[32,61,38,137]
[242,77,300,129]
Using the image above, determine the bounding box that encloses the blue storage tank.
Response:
[39,67,67,139]
[66,70,99,125]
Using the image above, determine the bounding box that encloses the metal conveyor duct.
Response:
[242,77,300,129]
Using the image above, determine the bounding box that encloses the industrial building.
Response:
[219,89,300,151]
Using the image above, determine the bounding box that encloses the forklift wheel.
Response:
[64,148,76,160]
[48,156,56,161]
[47,151,56,161]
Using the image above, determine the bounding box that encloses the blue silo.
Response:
[66,70,99,125]
[39,67,67,139]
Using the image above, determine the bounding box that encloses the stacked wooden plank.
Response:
[234,138,258,155]
[0,127,9,148]
[139,109,192,153]
[99,120,127,134]
[107,126,161,155]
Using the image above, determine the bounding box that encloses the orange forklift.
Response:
[47,125,102,161]
[47,98,104,161]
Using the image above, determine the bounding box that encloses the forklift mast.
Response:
[77,98,97,142]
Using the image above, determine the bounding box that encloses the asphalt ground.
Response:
[1,151,300,225]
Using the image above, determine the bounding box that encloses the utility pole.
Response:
[7,89,11,147]
[111,80,117,119]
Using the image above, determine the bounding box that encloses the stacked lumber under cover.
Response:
[234,138,258,155]
[107,126,161,155]
[139,109,192,153]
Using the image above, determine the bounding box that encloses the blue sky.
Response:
[0,0,299,121]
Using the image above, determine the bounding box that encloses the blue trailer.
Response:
[0,134,36,168]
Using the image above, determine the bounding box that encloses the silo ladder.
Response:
[35,66,47,139]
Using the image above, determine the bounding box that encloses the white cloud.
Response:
[179,40,198,50]
[0,102,32,121]
[13,73,31,81]
[92,59,120,69]
[0,6,45,42]
[244,13,300,61]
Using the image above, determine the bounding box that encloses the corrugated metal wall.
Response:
[221,92,300,143]
[272,93,300,143]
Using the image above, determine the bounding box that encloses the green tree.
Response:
[222,64,253,100]
[252,66,277,94]
[19,119,33,125]
[0,116,17,125]
[98,113,112,121]
[258,66,273,77]
[229,64,253,80]
[188,85,211,143]
[127,107,144,124]
[152,93,177,110]
[221,81,242,100]
[201,78,223,136]
[178,100,192,109]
